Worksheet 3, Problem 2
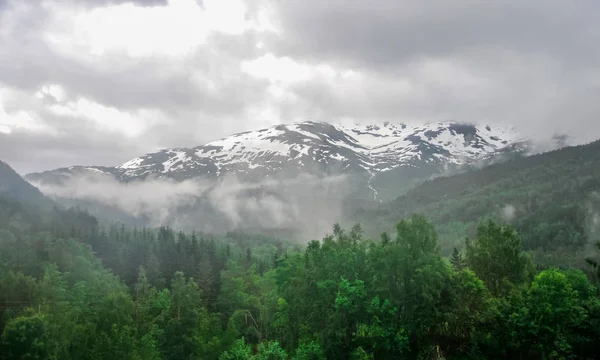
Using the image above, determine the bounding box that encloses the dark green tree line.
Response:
[1,194,600,359]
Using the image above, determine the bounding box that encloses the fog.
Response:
[30,171,353,241]
[501,204,516,222]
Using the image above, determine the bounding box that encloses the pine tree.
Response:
[450,247,465,270]
[245,247,253,268]
[134,266,150,301]
[584,240,600,286]
[272,251,279,269]
[146,252,164,289]
[380,232,391,245]
[195,258,215,306]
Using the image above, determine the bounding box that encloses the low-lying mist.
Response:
[30,172,353,241]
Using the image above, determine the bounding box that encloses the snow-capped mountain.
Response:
[26,121,531,199]
[121,121,524,179]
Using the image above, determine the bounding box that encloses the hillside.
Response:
[0,160,53,209]
[355,139,600,263]
[3,156,600,360]
[4,138,600,360]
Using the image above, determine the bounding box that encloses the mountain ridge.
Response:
[18,120,575,235]
[0,160,54,208]
[25,120,535,198]
[352,138,600,259]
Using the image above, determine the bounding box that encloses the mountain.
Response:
[24,120,568,235]
[26,121,530,197]
[0,160,52,208]
[354,138,600,264]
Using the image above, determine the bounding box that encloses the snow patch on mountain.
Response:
[28,121,536,193]
[117,122,521,177]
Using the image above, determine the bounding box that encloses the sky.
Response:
[1,0,599,174]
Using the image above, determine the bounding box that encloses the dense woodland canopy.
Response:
[356,140,600,265]
[2,190,600,360]
[3,140,600,359]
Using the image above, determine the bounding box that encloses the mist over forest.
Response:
[29,171,354,240]
[3,137,600,359]
[4,0,600,359]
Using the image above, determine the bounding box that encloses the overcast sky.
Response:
[1,0,599,174]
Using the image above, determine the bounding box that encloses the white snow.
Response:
[118,157,144,170]
[161,150,188,173]
[112,120,527,179]
[85,167,107,174]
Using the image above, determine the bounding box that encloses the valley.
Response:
[2,1,599,358]
[2,139,600,359]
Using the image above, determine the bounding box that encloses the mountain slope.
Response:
[26,121,531,199]
[354,139,600,262]
[23,120,567,234]
[0,160,53,208]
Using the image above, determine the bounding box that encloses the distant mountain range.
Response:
[25,121,542,198]
[20,120,569,234]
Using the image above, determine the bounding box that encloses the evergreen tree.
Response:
[450,246,465,270]
[3,189,600,360]
[585,240,600,286]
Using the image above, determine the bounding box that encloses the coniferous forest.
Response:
[2,191,600,360]
[4,0,600,358]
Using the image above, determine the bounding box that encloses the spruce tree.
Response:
[450,247,465,270]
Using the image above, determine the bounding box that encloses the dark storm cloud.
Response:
[0,0,269,113]
[67,0,169,7]
[2,0,600,174]
[271,1,599,70]
[0,128,138,175]
[0,22,268,115]
[2,49,267,115]
[267,0,600,141]
[0,0,274,172]
[0,88,146,174]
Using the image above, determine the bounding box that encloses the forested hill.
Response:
[3,155,600,359]
[2,192,600,359]
[0,161,52,209]
[356,139,600,261]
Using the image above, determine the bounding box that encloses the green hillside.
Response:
[356,139,600,264]
[0,161,54,209]
[2,157,600,359]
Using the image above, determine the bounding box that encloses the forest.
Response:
[355,140,600,266]
[2,189,600,360]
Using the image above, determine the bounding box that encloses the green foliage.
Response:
[585,240,600,285]
[504,268,599,359]
[2,185,600,360]
[219,338,252,360]
[357,139,600,265]
[466,220,532,296]
[292,342,324,360]
[1,313,50,360]
[254,341,287,360]
[450,247,466,270]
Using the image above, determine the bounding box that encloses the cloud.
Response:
[76,0,169,7]
[269,1,598,69]
[2,0,600,174]
[31,171,203,223]
[0,0,276,173]
[30,171,352,240]
[267,0,600,142]
[501,204,516,222]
